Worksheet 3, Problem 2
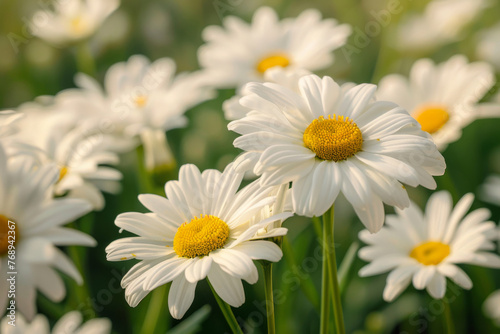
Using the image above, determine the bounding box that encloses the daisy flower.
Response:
[10,104,123,211]
[358,191,500,301]
[30,0,120,45]
[0,144,94,320]
[0,311,111,334]
[106,164,292,319]
[198,6,351,89]
[377,55,496,150]
[228,74,445,232]
[54,55,214,172]
[484,290,500,327]
[394,0,489,53]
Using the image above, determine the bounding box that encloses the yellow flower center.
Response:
[58,166,69,182]
[0,215,18,256]
[70,16,87,34]
[414,105,450,134]
[134,95,148,108]
[410,241,450,265]
[256,53,290,73]
[173,215,230,258]
[303,115,363,162]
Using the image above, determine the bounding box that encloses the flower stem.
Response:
[140,284,170,334]
[320,229,331,334]
[75,41,96,77]
[322,204,345,334]
[208,281,244,334]
[442,298,455,334]
[263,263,276,334]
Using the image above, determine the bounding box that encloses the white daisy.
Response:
[394,0,489,53]
[0,144,94,320]
[10,104,123,211]
[198,6,351,89]
[228,74,445,232]
[0,311,111,334]
[377,55,496,150]
[30,0,120,45]
[484,290,500,327]
[0,111,23,138]
[106,164,291,319]
[358,191,500,301]
[54,55,214,171]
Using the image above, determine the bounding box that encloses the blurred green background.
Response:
[1,0,500,333]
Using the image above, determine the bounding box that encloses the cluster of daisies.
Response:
[1,0,500,332]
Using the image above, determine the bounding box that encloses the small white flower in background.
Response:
[377,55,496,151]
[0,111,23,138]
[0,311,111,334]
[198,6,351,89]
[30,0,120,45]
[484,290,500,327]
[0,144,94,320]
[477,23,500,71]
[10,104,123,211]
[394,0,489,53]
[358,191,500,301]
[479,175,500,206]
[228,74,445,232]
[106,164,292,319]
[55,55,214,172]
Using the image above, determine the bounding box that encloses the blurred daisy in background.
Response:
[377,55,496,150]
[394,0,489,53]
[55,55,214,172]
[480,174,500,206]
[30,0,120,45]
[358,191,500,301]
[198,6,351,89]
[106,164,292,319]
[229,74,445,232]
[484,290,500,327]
[0,144,94,320]
[9,104,124,211]
[0,311,111,334]
[476,22,500,72]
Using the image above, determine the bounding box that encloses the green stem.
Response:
[320,225,331,334]
[208,281,244,334]
[442,298,455,334]
[322,205,345,334]
[75,41,96,77]
[140,284,170,334]
[263,263,276,334]
[282,237,320,311]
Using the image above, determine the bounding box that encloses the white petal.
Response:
[412,266,436,290]
[231,240,283,262]
[168,276,197,319]
[207,264,245,307]
[185,257,213,283]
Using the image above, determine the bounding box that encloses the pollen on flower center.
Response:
[414,105,450,134]
[256,53,290,73]
[134,95,148,108]
[303,115,363,162]
[70,16,87,34]
[410,241,450,265]
[0,215,18,256]
[173,214,230,258]
[58,166,69,182]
